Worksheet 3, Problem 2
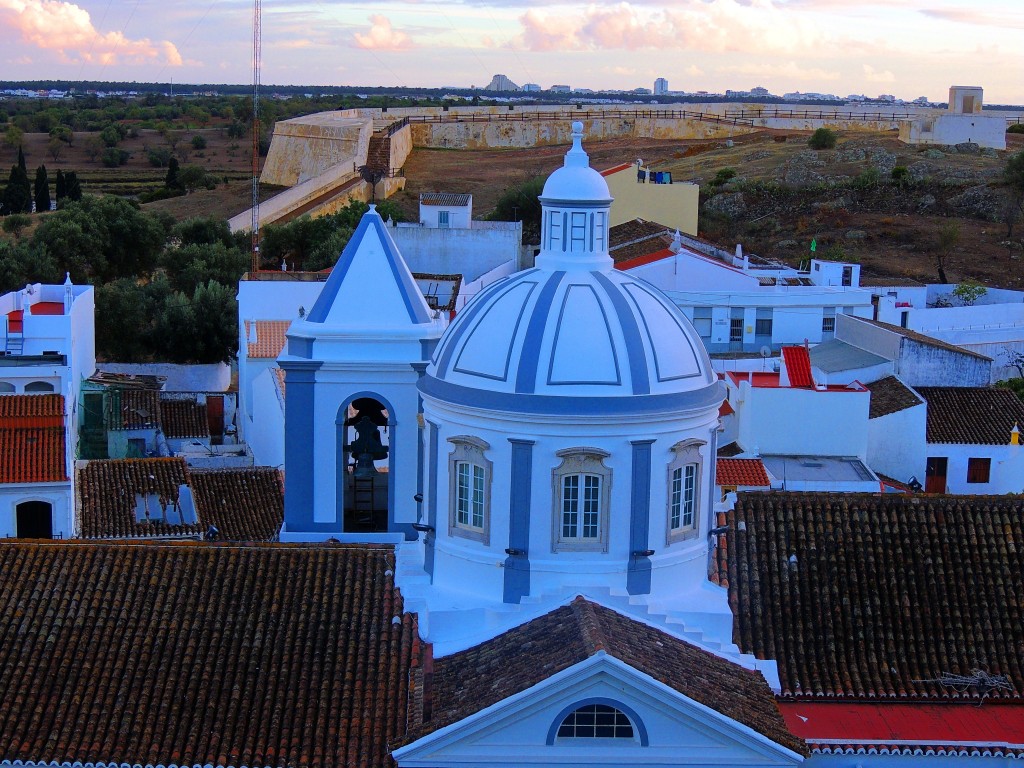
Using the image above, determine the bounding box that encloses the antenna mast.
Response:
[250,0,262,272]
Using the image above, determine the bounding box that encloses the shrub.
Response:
[191,134,207,150]
[2,213,32,237]
[147,146,173,168]
[1008,124,1024,135]
[808,127,838,150]
[711,167,737,187]
[101,147,130,167]
[891,166,910,185]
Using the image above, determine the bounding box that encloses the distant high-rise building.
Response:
[521,83,541,92]
[485,74,520,92]
[549,84,571,93]
[654,77,668,95]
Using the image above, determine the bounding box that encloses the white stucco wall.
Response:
[246,366,285,468]
[926,443,1024,495]
[866,404,927,485]
[735,381,870,458]
[899,114,1006,150]
[390,223,521,283]
[0,483,74,539]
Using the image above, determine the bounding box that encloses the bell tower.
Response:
[279,206,446,541]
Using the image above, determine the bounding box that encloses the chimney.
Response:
[1012,423,1020,446]
[63,273,73,314]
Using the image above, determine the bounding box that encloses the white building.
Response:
[654,77,669,95]
[899,85,1006,150]
[614,231,872,353]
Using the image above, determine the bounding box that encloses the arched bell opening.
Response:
[336,394,395,533]
[16,500,53,539]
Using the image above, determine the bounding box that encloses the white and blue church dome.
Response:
[421,122,719,413]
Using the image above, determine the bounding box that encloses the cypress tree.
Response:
[165,157,180,190]
[55,169,67,202]
[65,171,82,201]
[2,162,32,214]
[17,146,26,174]
[33,165,50,213]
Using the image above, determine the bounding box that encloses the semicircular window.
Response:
[556,703,634,739]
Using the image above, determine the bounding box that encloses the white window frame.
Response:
[569,211,588,252]
[667,439,704,543]
[447,435,491,544]
[552,447,611,552]
[437,210,450,228]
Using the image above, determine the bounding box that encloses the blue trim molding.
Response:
[515,271,566,393]
[593,271,650,394]
[419,375,725,418]
[504,439,534,604]
[627,440,654,595]
[546,697,649,746]
[282,361,338,533]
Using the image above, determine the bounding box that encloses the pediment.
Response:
[395,654,803,767]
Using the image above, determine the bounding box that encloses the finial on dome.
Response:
[564,121,590,169]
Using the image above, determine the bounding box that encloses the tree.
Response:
[82,135,105,162]
[176,164,214,192]
[99,123,123,147]
[3,125,23,154]
[1003,151,1024,238]
[188,280,238,363]
[487,175,544,242]
[1,214,31,238]
[165,157,181,190]
[33,165,49,213]
[808,127,838,150]
[1,158,32,216]
[934,220,959,284]
[54,169,66,202]
[172,217,235,248]
[162,242,248,295]
[65,171,82,202]
[951,278,987,306]
[101,147,130,167]
[47,137,65,162]
[191,134,207,150]
[49,125,74,147]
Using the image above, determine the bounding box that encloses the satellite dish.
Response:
[759,346,772,358]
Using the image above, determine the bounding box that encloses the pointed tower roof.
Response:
[306,205,433,329]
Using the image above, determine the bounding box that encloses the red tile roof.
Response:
[779,701,1024,752]
[865,376,923,418]
[410,596,806,755]
[0,395,67,483]
[716,458,771,487]
[0,541,420,768]
[720,492,1024,701]
[109,388,161,430]
[916,386,1024,445]
[159,396,209,439]
[78,459,283,541]
[781,346,814,388]
[245,320,291,359]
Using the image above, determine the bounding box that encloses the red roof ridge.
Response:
[782,346,814,388]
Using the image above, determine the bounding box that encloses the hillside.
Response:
[394,129,1024,289]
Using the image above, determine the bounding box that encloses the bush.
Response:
[808,127,838,150]
[147,146,173,167]
[1008,124,1024,135]
[891,166,910,185]
[711,167,737,187]
[191,134,207,150]
[101,147,130,167]
[2,213,32,237]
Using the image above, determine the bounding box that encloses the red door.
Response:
[925,456,947,494]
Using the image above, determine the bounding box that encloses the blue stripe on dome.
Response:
[420,374,725,417]
[593,271,650,395]
[434,271,534,377]
[621,281,704,383]
[515,271,566,394]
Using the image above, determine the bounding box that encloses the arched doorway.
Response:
[16,501,53,539]
[338,396,392,533]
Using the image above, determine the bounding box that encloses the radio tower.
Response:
[250,0,262,272]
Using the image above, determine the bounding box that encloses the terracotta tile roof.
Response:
[109,388,161,430]
[721,492,1024,700]
[245,320,291,359]
[782,346,814,387]
[608,219,674,265]
[0,393,64,421]
[717,458,771,487]
[857,318,992,361]
[0,394,67,484]
[916,386,1024,444]
[865,376,923,418]
[159,396,209,439]
[78,459,283,541]
[718,441,744,457]
[0,541,420,768]
[413,597,806,755]
[419,192,471,207]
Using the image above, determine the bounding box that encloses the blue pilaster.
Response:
[424,420,439,580]
[504,438,534,604]
[627,439,654,595]
[282,361,337,534]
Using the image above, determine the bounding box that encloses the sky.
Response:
[0,0,1022,104]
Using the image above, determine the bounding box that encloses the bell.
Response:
[353,452,378,479]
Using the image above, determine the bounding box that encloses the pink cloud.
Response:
[0,0,181,66]
[354,15,413,51]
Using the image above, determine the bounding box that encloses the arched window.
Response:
[558,703,633,738]
[0,382,15,393]
[447,436,491,544]
[25,381,55,393]
[546,699,648,746]
[552,448,611,552]
[667,439,704,543]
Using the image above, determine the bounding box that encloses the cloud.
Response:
[720,60,841,81]
[920,7,1024,29]
[0,0,182,65]
[354,15,413,50]
[862,63,895,83]
[515,1,825,55]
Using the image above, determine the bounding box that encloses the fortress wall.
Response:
[261,115,373,187]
